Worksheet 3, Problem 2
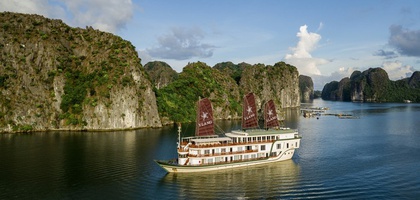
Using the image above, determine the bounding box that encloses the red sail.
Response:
[264,100,280,129]
[195,98,215,136]
[242,93,258,129]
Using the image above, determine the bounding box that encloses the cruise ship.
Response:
[155,93,301,173]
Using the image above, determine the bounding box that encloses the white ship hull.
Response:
[156,148,296,173]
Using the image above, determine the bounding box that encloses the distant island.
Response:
[0,12,308,133]
[321,68,420,103]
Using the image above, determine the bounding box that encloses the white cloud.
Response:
[330,67,357,80]
[311,67,358,90]
[138,50,153,66]
[381,61,415,80]
[284,25,329,76]
[0,0,62,17]
[316,22,324,32]
[60,0,133,33]
[1,0,134,33]
[389,25,420,57]
[146,26,215,60]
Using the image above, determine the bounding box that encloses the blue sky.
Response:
[2,0,420,89]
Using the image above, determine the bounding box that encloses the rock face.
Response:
[408,71,420,88]
[350,68,389,102]
[154,61,301,124]
[321,78,350,101]
[239,62,300,110]
[155,62,241,125]
[144,61,178,89]
[322,67,420,102]
[299,75,314,101]
[0,12,161,133]
[213,62,251,84]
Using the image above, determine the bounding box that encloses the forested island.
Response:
[321,68,420,102]
[0,12,306,133]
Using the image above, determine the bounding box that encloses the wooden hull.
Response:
[155,148,296,173]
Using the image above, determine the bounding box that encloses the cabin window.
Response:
[237,147,243,152]
[204,150,210,155]
[207,158,213,164]
[246,146,252,151]
[221,148,226,153]
[260,145,266,151]
[287,143,289,148]
[244,155,249,159]
[277,143,281,149]
[296,142,298,147]
[215,157,221,162]
[251,154,256,159]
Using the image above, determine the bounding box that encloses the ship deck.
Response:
[227,128,297,137]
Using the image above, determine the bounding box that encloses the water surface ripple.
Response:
[1,100,419,199]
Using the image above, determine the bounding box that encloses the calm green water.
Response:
[1,99,419,199]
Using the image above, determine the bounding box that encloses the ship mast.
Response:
[177,123,181,149]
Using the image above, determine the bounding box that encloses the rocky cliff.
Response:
[239,62,300,110]
[144,61,178,89]
[0,12,161,133]
[152,61,301,124]
[299,75,314,101]
[213,61,251,84]
[155,62,241,125]
[321,77,351,101]
[322,67,420,102]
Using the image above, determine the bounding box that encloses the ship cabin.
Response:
[178,128,300,166]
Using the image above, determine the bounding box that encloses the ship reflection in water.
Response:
[159,160,300,199]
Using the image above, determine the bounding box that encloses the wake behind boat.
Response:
[155,93,301,173]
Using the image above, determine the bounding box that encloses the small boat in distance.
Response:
[154,93,301,173]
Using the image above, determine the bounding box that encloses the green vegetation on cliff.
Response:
[144,61,178,89]
[150,61,301,124]
[213,62,251,84]
[0,12,160,132]
[1,12,303,131]
[155,62,241,123]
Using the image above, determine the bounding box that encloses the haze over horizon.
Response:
[2,0,420,89]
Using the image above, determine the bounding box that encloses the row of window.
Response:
[204,153,264,164]
[187,141,298,157]
[231,134,296,143]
